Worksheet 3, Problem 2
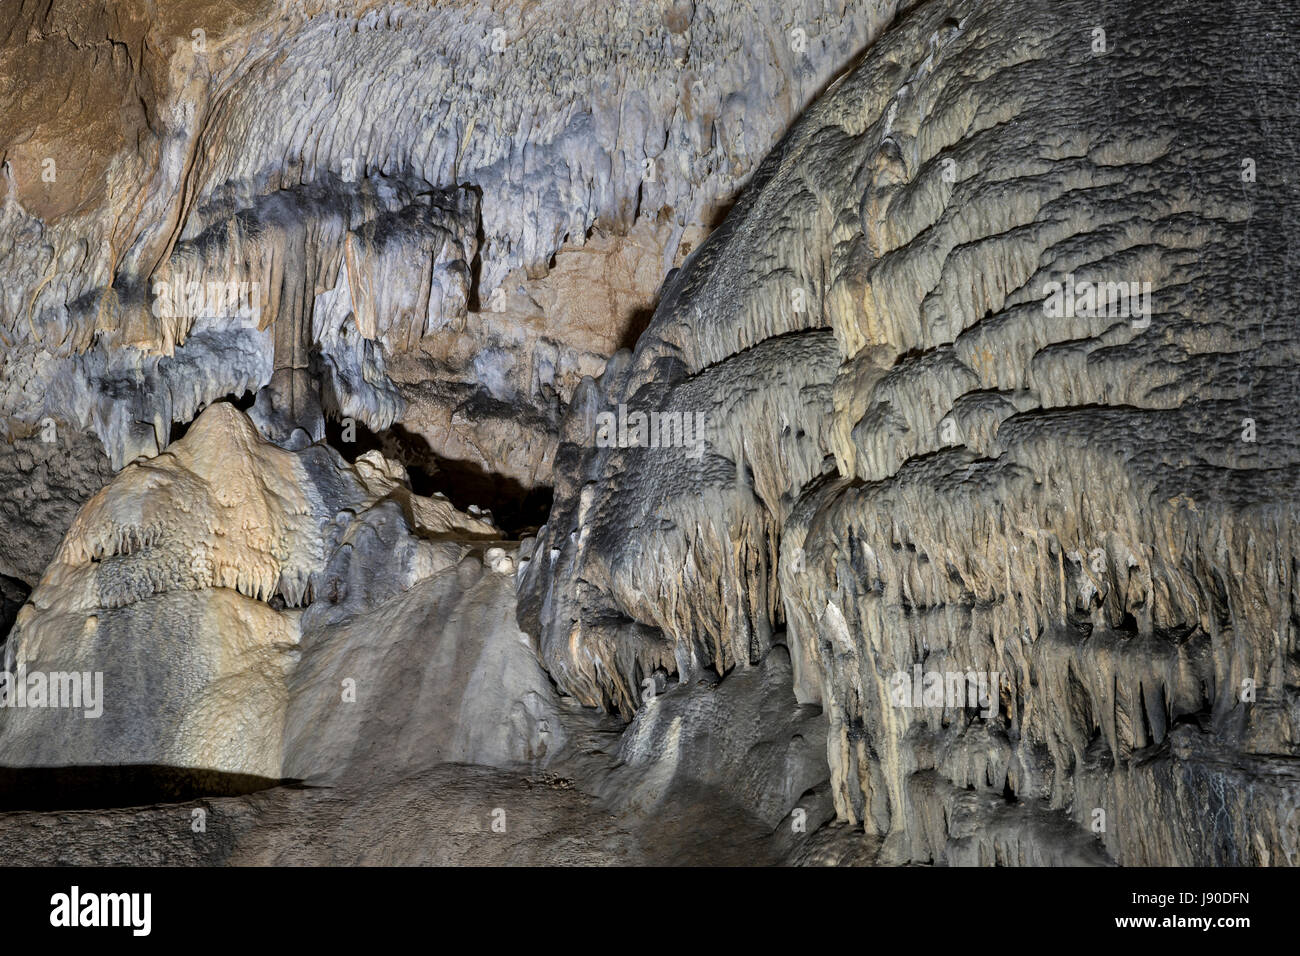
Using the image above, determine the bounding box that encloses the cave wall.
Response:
[520,0,1300,865]
[0,0,1296,867]
[1,0,901,478]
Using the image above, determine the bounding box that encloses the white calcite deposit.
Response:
[0,0,1297,867]
[519,0,1300,865]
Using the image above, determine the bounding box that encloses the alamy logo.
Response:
[151,278,262,323]
[50,886,151,936]
[889,666,999,719]
[1041,273,1151,328]
[0,667,103,718]
[593,404,707,459]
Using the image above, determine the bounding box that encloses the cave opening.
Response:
[321,415,552,538]
[0,573,30,649]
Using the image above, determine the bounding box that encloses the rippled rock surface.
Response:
[521,0,1300,865]
[1,0,1297,867]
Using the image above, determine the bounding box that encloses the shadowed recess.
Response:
[0,765,297,812]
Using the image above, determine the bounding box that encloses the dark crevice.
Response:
[618,305,655,351]
[0,765,293,812]
[706,196,736,228]
[0,573,30,649]
[321,417,551,537]
[465,183,486,312]
[419,455,553,538]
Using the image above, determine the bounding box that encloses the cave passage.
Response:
[321,416,552,537]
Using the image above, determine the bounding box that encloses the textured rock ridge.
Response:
[0,403,501,777]
[520,0,1300,865]
[1,0,901,475]
[0,0,1297,869]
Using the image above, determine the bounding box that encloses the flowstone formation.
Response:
[0,0,1296,869]
[520,0,1300,865]
[0,402,826,863]
[0,403,503,779]
[0,0,900,484]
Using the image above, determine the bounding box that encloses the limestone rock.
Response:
[285,549,569,782]
[1,0,901,476]
[0,403,502,778]
[0,426,116,586]
[0,0,1297,870]
[520,0,1300,865]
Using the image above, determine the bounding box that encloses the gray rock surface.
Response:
[520,0,1300,865]
[1,0,901,479]
[0,427,116,586]
[285,550,570,781]
[0,0,1296,868]
[0,405,827,865]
